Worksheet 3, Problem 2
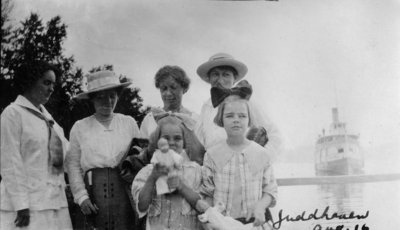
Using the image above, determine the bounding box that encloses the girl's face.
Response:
[222,101,249,137]
[91,89,118,116]
[160,123,184,153]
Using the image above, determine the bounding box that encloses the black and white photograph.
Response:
[1,0,399,229]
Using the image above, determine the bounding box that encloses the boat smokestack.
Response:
[332,108,339,123]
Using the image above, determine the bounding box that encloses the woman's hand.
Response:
[15,208,30,227]
[80,198,99,215]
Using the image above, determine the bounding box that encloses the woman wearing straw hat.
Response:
[195,53,282,156]
[66,70,141,229]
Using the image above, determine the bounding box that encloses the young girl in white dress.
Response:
[132,115,204,230]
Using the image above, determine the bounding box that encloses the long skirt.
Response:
[84,167,134,230]
[0,207,72,230]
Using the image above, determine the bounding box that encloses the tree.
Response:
[0,12,84,123]
[0,0,15,112]
[0,11,148,137]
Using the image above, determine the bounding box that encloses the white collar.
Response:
[14,95,51,119]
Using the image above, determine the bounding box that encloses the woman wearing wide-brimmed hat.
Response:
[66,70,141,229]
[195,53,282,156]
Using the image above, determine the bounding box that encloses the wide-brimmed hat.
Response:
[197,53,248,84]
[76,70,131,99]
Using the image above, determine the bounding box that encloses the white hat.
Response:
[76,71,131,99]
[197,53,248,84]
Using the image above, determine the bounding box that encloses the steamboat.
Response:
[315,108,364,175]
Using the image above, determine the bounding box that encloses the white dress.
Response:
[0,95,72,230]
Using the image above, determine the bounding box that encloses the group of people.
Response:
[0,53,281,230]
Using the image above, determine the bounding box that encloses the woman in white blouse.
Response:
[0,61,72,229]
[138,65,204,165]
[140,65,198,137]
[66,71,141,229]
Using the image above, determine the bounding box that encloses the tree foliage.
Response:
[0,11,148,138]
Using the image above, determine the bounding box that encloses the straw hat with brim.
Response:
[197,53,248,84]
[76,70,131,99]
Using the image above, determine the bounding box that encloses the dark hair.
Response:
[207,65,238,78]
[154,65,190,93]
[14,60,60,94]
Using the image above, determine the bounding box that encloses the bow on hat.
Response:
[152,108,196,131]
[211,80,253,108]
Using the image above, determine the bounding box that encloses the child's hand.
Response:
[149,163,169,181]
[167,173,182,191]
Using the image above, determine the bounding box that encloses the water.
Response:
[271,163,400,230]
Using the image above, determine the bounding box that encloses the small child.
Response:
[199,97,278,229]
[150,137,183,195]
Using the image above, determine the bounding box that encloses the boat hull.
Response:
[315,157,364,176]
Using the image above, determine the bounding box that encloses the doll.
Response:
[150,138,183,195]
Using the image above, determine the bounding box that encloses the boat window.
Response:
[338,148,344,153]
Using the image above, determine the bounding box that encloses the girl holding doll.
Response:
[131,114,205,230]
[199,81,278,229]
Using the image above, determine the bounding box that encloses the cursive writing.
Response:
[273,206,369,229]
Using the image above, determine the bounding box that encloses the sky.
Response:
[9,0,400,152]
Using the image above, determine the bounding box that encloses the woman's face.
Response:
[160,123,184,154]
[91,89,118,117]
[159,76,184,111]
[208,67,236,89]
[222,101,249,137]
[26,70,56,106]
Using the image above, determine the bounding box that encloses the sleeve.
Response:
[184,162,202,192]
[200,153,216,200]
[0,107,29,210]
[262,162,278,207]
[194,102,208,146]
[131,165,154,218]
[139,113,157,139]
[128,116,141,139]
[248,101,283,158]
[65,123,88,205]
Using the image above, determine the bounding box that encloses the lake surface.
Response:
[271,162,400,230]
